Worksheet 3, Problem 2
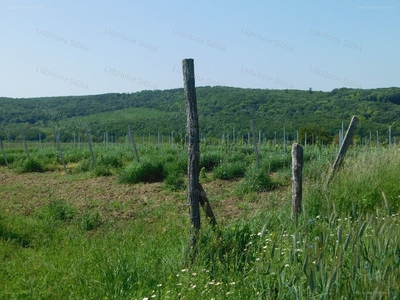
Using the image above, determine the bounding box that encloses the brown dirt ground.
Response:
[0,167,290,223]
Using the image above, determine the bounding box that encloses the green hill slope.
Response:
[1,86,400,143]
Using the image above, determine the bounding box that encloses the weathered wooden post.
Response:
[291,143,303,222]
[283,126,287,153]
[183,58,201,252]
[0,138,9,167]
[21,130,30,159]
[54,129,68,175]
[251,120,260,168]
[127,124,140,162]
[85,127,96,167]
[326,115,359,186]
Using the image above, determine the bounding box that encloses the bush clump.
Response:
[164,162,186,191]
[118,160,165,184]
[80,210,101,231]
[18,158,45,173]
[235,164,274,194]
[200,151,222,171]
[213,161,247,180]
[46,199,77,221]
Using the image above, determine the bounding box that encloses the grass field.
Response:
[0,142,399,299]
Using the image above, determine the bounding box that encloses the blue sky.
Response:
[1,0,398,98]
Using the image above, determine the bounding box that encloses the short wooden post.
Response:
[54,129,68,175]
[251,120,260,168]
[85,127,96,167]
[21,130,30,159]
[183,58,201,251]
[326,116,359,186]
[291,143,303,221]
[0,139,9,167]
[127,124,140,162]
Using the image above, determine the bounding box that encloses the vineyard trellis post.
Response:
[127,124,140,162]
[54,128,68,175]
[251,120,260,168]
[0,138,8,167]
[85,127,96,167]
[183,58,201,255]
[326,115,359,187]
[21,130,30,159]
[291,143,303,223]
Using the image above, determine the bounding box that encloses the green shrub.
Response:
[64,148,90,164]
[80,210,101,231]
[75,158,93,173]
[0,153,16,166]
[18,158,45,173]
[213,161,247,180]
[98,153,123,169]
[164,162,186,191]
[200,151,222,171]
[92,165,112,177]
[47,200,77,221]
[262,153,291,172]
[235,164,274,194]
[118,160,165,184]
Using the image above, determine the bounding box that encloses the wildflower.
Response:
[192,272,197,276]
[181,268,188,272]
[226,291,233,295]
[151,295,156,298]
[285,264,290,267]
[230,282,236,285]
[157,284,162,287]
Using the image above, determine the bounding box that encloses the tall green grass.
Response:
[0,143,400,298]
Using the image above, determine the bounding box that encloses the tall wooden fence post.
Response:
[85,127,96,167]
[251,120,260,168]
[0,139,9,167]
[127,124,140,162]
[291,143,303,222]
[22,130,30,159]
[183,58,201,253]
[326,115,359,187]
[54,129,68,175]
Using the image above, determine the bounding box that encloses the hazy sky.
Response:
[1,0,398,98]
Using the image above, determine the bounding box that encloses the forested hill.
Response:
[1,86,400,143]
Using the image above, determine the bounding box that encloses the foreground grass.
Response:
[0,145,400,298]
